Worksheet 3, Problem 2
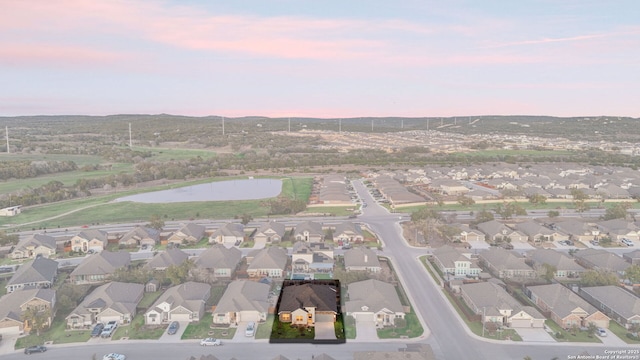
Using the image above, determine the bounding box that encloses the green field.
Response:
[131,146,218,161]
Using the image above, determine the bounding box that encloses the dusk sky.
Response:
[2,1,639,118]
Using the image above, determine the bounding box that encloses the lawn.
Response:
[138,291,162,309]
[15,314,90,349]
[377,311,424,339]
[269,318,315,340]
[112,314,164,340]
[544,320,601,343]
[607,322,640,344]
[344,316,356,339]
[334,315,346,340]
[181,313,236,340]
[420,256,442,286]
[208,285,227,307]
[256,315,275,339]
[301,206,353,216]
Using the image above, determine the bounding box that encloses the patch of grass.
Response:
[256,314,275,339]
[302,206,353,216]
[344,316,356,339]
[112,314,164,340]
[181,313,236,340]
[545,320,601,343]
[314,273,333,280]
[608,321,640,344]
[270,317,315,339]
[377,310,423,339]
[334,315,346,339]
[420,256,442,286]
[15,314,90,349]
[240,240,255,248]
[137,291,162,309]
[208,285,227,307]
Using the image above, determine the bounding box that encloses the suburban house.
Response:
[513,221,568,243]
[246,247,289,278]
[431,245,481,279]
[456,224,485,242]
[66,281,144,329]
[11,234,56,260]
[253,221,286,244]
[145,248,189,271]
[293,221,324,242]
[278,282,338,326]
[623,250,640,265]
[5,257,58,293]
[209,223,245,246]
[167,223,206,246]
[460,281,545,328]
[596,219,639,241]
[119,226,160,248]
[69,251,130,285]
[345,279,405,327]
[333,222,364,244]
[579,286,640,329]
[70,229,109,253]
[527,284,610,329]
[344,247,381,273]
[195,244,242,279]
[144,281,211,325]
[525,249,586,278]
[212,280,270,324]
[0,205,21,217]
[291,241,334,275]
[0,288,56,336]
[478,248,537,279]
[573,249,630,277]
[476,220,526,243]
[554,220,600,243]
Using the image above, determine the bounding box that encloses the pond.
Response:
[114,178,282,203]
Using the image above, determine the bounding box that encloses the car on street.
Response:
[621,238,634,246]
[167,321,179,335]
[199,337,222,346]
[245,321,255,337]
[103,353,126,360]
[24,345,47,354]
[590,240,599,246]
[597,328,607,337]
[91,323,105,337]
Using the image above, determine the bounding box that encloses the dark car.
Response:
[167,321,179,335]
[24,345,47,354]
[91,323,105,337]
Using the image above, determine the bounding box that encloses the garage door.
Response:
[510,319,531,328]
[238,311,260,322]
[0,326,21,336]
[354,313,374,322]
[100,316,120,324]
[170,314,192,322]
[316,313,335,322]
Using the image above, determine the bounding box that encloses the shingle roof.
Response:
[278,283,337,313]
[211,223,245,238]
[70,251,130,276]
[255,221,286,237]
[7,257,58,287]
[120,226,159,243]
[146,248,189,269]
[526,249,585,271]
[196,244,242,270]
[344,247,380,268]
[69,282,143,318]
[214,280,269,314]
[346,279,404,314]
[14,233,56,252]
[0,288,55,322]
[479,248,533,272]
[247,247,288,271]
[75,229,108,242]
[294,221,323,237]
[581,286,640,320]
[573,249,630,272]
[147,281,210,314]
[528,284,599,318]
[432,245,473,269]
[334,222,363,237]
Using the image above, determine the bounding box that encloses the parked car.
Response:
[100,321,118,338]
[103,353,126,360]
[91,323,105,337]
[24,345,47,354]
[167,321,179,335]
[597,328,607,337]
[590,240,599,246]
[245,321,256,337]
[200,338,222,346]
[621,238,634,247]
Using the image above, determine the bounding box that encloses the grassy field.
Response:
[131,146,218,161]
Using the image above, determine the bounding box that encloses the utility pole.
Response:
[128,123,132,147]
[5,126,9,154]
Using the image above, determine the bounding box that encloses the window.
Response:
[295,316,304,322]
[281,313,290,321]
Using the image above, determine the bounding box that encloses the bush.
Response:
[626,333,640,341]
[555,332,564,339]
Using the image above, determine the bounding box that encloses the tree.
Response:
[587,322,598,338]
[580,269,619,287]
[547,210,560,219]
[528,194,547,205]
[603,202,631,220]
[457,195,475,206]
[473,207,495,225]
[238,213,253,225]
[166,259,195,285]
[571,189,590,213]
[21,307,51,336]
[495,202,526,219]
[148,214,165,230]
[411,207,442,222]
[541,263,557,282]
[625,265,640,284]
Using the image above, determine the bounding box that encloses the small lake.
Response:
[114,178,282,203]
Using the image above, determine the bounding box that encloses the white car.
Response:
[245,321,256,337]
[597,328,607,337]
[621,238,634,246]
[200,337,222,346]
[103,353,126,360]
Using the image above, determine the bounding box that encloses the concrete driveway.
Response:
[355,320,378,342]
[158,321,188,342]
[598,330,628,346]
[232,322,253,342]
[314,321,336,340]
[516,327,555,342]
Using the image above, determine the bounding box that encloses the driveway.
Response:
[516,327,555,342]
[314,321,336,340]
[158,321,188,342]
[0,333,18,356]
[232,322,253,342]
[598,330,628,346]
[355,320,378,342]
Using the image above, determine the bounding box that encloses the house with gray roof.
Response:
[210,223,245,246]
[456,224,485,242]
[596,219,638,241]
[246,247,288,278]
[554,220,600,243]
[460,281,545,328]
[294,221,324,242]
[344,247,381,273]
[278,282,338,326]
[333,222,364,244]
[527,284,609,329]
[623,250,640,265]
[478,248,536,279]
[513,221,568,244]
[6,257,58,293]
[345,279,405,327]
[253,221,286,244]
[431,245,481,279]
[119,226,160,248]
[579,286,640,329]
[195,244,242,278]
[70,229,109,253]
[212,280,270,324]
[66,281,144,328]
[0,288,56,336]
[476,220,526,244]
[11,234,56,260]
[525,249,585,278]
[291,241,334,275]
[167,223,206,245]
[145,247,189,271]
[144,281,211,325]
[573,249,630,277]
[69,251,130,285]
